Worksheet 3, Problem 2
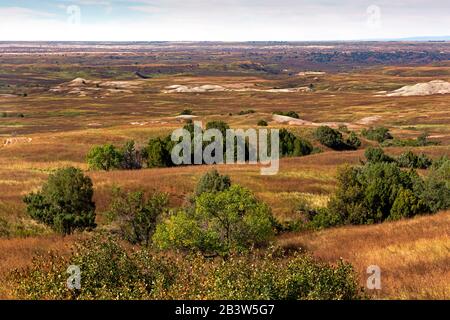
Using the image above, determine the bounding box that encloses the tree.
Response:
[107,188,168,246]
[257,120,268,127]
[23,167,96,235]
[143,137,173,168]
[327,162,421,225]
[364,147,395,164]
[120,140,142,170]
[314,126,346,150]
[194,169,231,198]
[279,129,313,157]
[87,144,123,171]
[345,132,361,150]
[206,120,230,137]
[397,151,432,169]
[153,185,275,255]
[361,127,393,143]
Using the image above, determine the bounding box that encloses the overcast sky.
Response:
[0,0,449,41]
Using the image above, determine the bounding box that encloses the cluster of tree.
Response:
[105,170,275,255]
[307,157,449,229]
[365,147,433,169]
[87,140,142,171]
[87,121,314,171]
[24,166,277,257]
[273,111,300,119]
[314,126,361,150]
[361,126,393,143]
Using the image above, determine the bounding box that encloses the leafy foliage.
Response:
[153,185,275,255]
[314,126,359,150]
[257,119,268,126]
[361,127,393,143]
[87,144,123,171]
[279,129,313,157]
[107,188,168,246]
[23,167,96,235]
[194,169,231,198]
[13,236,362,300]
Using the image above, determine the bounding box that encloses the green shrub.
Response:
[87,144,123,171]
[143,137,174,168]
[389,189,428,221]
[381,133,439,147]
[120,140,142,170]
[279,129,313,157]
[257,119,268,126]
[327,162,423,225]
[23,167,96,235]
[107,188,168,246]
[273,111,300,119]
[13,237,362,300]
[238,109,255,115]
[13,235,177,300]
[416,157,450,212]
[194,169,231,198]
[361,127,393,143]
[345,132,361,150]
[314,126,347,150]
[397,151,432,169]
[154,185,274,255]
[364,147,395,164]
[180,109,193,115]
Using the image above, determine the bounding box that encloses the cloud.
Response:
[0,0,449,41]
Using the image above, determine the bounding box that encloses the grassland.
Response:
[0,42,449,300]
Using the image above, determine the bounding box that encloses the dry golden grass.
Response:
[0,235,79,299]
[278,211,450,299]
[0,61,449,299]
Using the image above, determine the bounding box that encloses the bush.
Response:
[194,169,231,198]
[279,129,313,157]
[238,109,255,115]
[416,157,450,212]
[87,144,123,171]
[273,111,300,119]
[180,109,193,115]
[107,188,168,246]
[364,147,395,164]
[23,167,96,235]
[13,235,177,300]
[120,140,142,170]
[143,137,174,168]
[205,120,230,137]
[345,132,361,150]
[314,126,346,150]
[327,162,425,226]
[13,237,362,300]
[389,189,428,221]
[257,119,268,127]
[153,185,275,255]
[397,151,432,169]
[361,127,393,143]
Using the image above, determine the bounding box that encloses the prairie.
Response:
[0,42,449,300]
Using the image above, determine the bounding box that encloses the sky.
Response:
[0,0,449,41]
